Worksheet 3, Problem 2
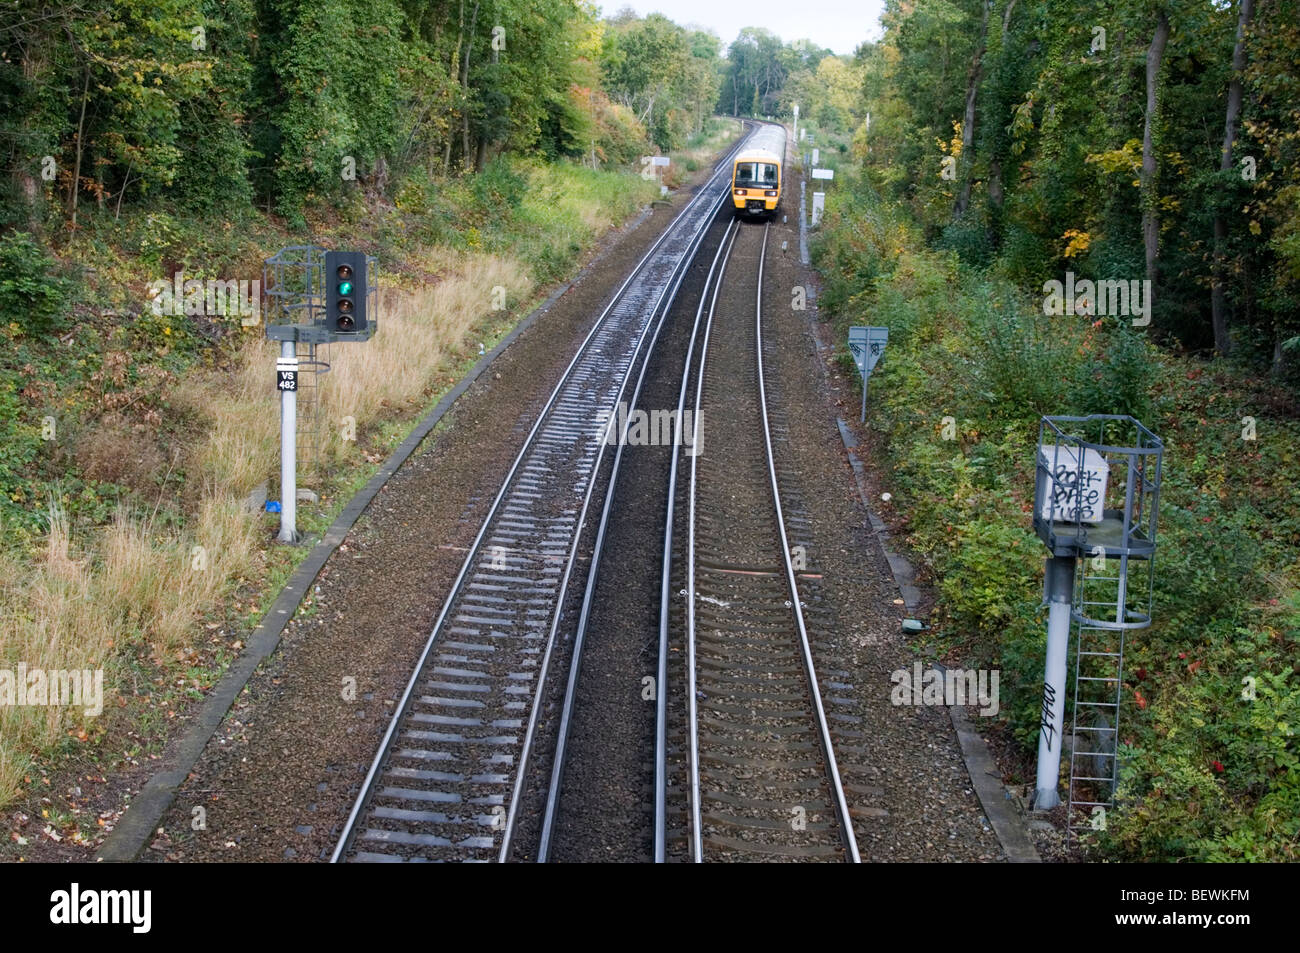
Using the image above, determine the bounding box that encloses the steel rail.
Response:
[533,178,735,863]
[506,131,760,863]
[682,220,742,862]
[751,226,861,863]
[656,119,788,862]
[678,222,861,863]
[535,120,780,858]
[650,218,738,862]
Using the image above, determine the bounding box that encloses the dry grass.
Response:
[75,414,167,491]
[0,249,534,805]
[0,494,261,801]
[0,504,114,803]
[320,252,532,464]
[186,337,281,500]
[98,499,259,658]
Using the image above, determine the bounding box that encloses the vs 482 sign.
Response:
[276,356,298,391]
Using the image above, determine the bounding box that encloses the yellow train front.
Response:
[731,123,786,220]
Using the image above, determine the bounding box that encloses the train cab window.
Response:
[735,162,778,187]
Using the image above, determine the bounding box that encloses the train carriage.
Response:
[731,123,787,220]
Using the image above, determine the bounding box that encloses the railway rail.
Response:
[330,125,758,863]
[657,219,861,862]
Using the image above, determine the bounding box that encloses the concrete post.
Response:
[1033,555,1075,809]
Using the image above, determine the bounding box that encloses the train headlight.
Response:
[734,188,745,196]
[765,190,778,197]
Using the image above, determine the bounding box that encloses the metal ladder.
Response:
[1066,551,1130,840]
[295,341,330,479]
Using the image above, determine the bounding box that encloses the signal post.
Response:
[262,247,377,543]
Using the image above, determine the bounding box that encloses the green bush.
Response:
[0,232,70,335]
[472,158,528,218]
[0,377,44,531]
[937,218,992,268]
[1071,325,1158,421]
[1104,641,1299,861]
[966,290,1078,420]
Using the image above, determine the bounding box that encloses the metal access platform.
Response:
[1034,414,1162,563]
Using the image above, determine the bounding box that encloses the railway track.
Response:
[330,128,756,863]
[657,220,861,862]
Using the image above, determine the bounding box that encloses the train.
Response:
[731,123,787,220]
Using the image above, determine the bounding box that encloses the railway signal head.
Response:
[324,250,368,335]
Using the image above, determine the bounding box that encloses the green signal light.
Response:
[338,281,353,296]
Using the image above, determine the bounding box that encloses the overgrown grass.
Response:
[813,174,1300,861]
[320,254,534,468]
[0,496,258,802]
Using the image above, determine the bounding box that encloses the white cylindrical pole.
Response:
[278,340,298,543]
[1034,555,1075,809]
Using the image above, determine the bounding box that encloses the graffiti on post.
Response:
[1039,681,1058,751]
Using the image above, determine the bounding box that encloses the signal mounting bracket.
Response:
[262,244,378,344]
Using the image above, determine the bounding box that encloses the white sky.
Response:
[598,1,887,57]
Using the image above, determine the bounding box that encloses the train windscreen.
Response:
[735,162,778,187]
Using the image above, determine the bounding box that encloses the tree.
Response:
[1210,0,1255,356]
[954,0,991,218]
[1241,0,1300,374]
[262,0,405,217]
[600,12,714,150]
[720,28,787,118]
[0,1,220,227]
[1140,9,1170,306]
